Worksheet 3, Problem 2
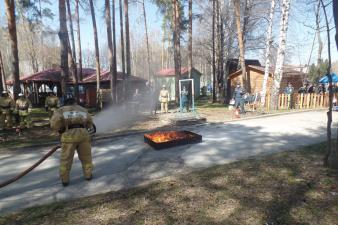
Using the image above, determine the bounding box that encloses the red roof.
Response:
[6,68,96,85]
[81,70,145,83]
[156,67,202,77]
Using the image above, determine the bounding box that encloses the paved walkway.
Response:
[0,111,337,214]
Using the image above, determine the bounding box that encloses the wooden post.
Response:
[300,93,304,109]
[267,94,271,111]
[313,94,317,108]
[320,94,324,107]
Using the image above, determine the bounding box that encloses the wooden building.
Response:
[81,70,147,107]
[155,67,202,101]
[6,68,146,107]
[227,65,306,97]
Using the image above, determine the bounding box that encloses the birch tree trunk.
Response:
[4,0,20,99]
[89,0,101,102]
[233,0,248,92]
[142,0,151,82]
[58,0,69,96]
[188,0,192,78]
[261,0,276,107]
[75,0,83,81]
[321,0,337,169]
[315,0,323,65]
[124,0,131,75]
[270,0,291,110]
[333,0,338,159]
[333,0,338,51]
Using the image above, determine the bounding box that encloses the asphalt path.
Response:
[0,111,337,214]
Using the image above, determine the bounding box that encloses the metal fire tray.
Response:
[144,130,202,150]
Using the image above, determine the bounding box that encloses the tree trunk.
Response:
[172,0,181,104]
[270,0,291,110]
[67,37,78,101]
[212,0,216,103]
[321,0,337,169]
[4,0,20,99]
[233,0,248,92]
[0,51,6,91]
[66,0,77,68]
[38,0,45,70]
[261,0,276,107]
[119,0,125,75]
[188,0,192,79]
[124,0,131,75]
[0,52,3,93]
[217,0,221,95]
[112,0,118,103]
[66,0,79,102]
[315,0,323,65]
[242,0,252,46]
[333,0,338,157]
[161,26,165,69]
[219,3,225,99]
[58,0,69,96]
[167,29,171,69]
[105,0,115,104]
[89,0,101,103]
[142,0,151,82]
[75,0,83,81]
[333,0,338,51]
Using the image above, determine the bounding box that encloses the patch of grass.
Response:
[195,98,226,109]
[1,142,338,225]
[0,126,58,151]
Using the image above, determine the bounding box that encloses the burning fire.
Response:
[144,131,195,143]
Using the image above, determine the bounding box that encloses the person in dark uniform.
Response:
[233,82,245,113]
[181,86,189,112]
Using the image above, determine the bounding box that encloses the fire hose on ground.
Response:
[0,145,61,189]
[0,124,97,189]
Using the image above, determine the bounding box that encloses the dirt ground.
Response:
[1,142,337,225]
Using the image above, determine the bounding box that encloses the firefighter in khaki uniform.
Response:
[159,85,169,113]
[45,92,60,118]
[0,91,15,130]
[50,95,94,186]
[15,93,32,129]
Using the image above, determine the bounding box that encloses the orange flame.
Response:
[145,131,195,143]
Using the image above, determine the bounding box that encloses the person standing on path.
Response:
[0,91,15,131]
[50,94,95,186]
[159,85,169,113]
[233,82,245,114]
[15,93,32,129]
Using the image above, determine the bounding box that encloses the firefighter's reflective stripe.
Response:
[63,111,87,119]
